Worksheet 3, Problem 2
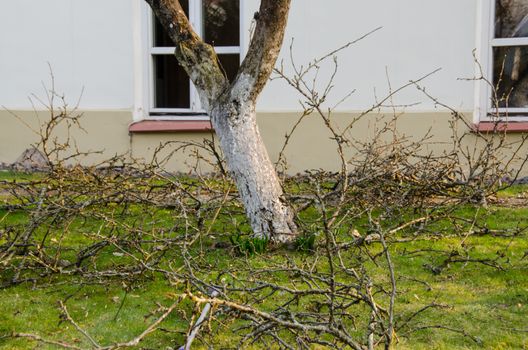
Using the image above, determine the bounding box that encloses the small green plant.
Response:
[229,232,269,256]
[295,232,317,252]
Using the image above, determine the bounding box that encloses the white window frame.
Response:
[475,0,528,123]
[135,0,244,121]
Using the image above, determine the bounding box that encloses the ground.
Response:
[0,171,527,349]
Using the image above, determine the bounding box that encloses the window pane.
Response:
[154,55,190,109]
[203,0,240,46]
[493,46,528,108]
[218,54,240,82]
[495,0,528,38]
[154,0,189,47]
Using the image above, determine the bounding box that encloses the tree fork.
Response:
[145,0,298,242]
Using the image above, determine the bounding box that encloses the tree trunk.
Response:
[210,99,297,243]
[145,0,298,243]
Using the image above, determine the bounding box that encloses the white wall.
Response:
[254,0,479,113]
[0,0,478,113]
[0,0,135,110]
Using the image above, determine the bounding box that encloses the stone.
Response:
[11,147,49,171]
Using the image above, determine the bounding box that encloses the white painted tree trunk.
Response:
[210,100,297,243]
[146,0,297,243]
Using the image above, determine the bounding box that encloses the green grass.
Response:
[0,280,186,349]
[0,177,527,349]
[0,170,44,182]
[388,235,528,349]
[496,184,528,198]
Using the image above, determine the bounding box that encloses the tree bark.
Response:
[145,0,298,242]
[211,97,297,242]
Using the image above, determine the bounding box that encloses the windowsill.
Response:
[472,121,528,133]
[129,120,212,133]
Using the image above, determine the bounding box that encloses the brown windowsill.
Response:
[129,120,213,133]
[472,122,528,133]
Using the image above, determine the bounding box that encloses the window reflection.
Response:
[218,54,240,82]
[154,55,190,109]
[494,46,528,108]
[151,0,240,112]
[495,0,528,38]
[203,0,240,46]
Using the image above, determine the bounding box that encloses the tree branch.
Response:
[233,0,292,101]
[144,0,227,107]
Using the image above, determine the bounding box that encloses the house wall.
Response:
[0,0,135,111]
[1,0,478,112]
[254,0,479,113]
[2,109,527,177]
[0,110,131,165]
[1,0,526,176]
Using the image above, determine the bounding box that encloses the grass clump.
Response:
[229,232,269,256]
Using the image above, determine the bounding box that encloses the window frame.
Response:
[476,0,528,123]
[142,0,244,120]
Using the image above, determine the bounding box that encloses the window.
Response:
[479,0,528,121]
[149,0,240,116]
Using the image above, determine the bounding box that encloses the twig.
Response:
[9,332,83,350]
[180,288,219,350]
